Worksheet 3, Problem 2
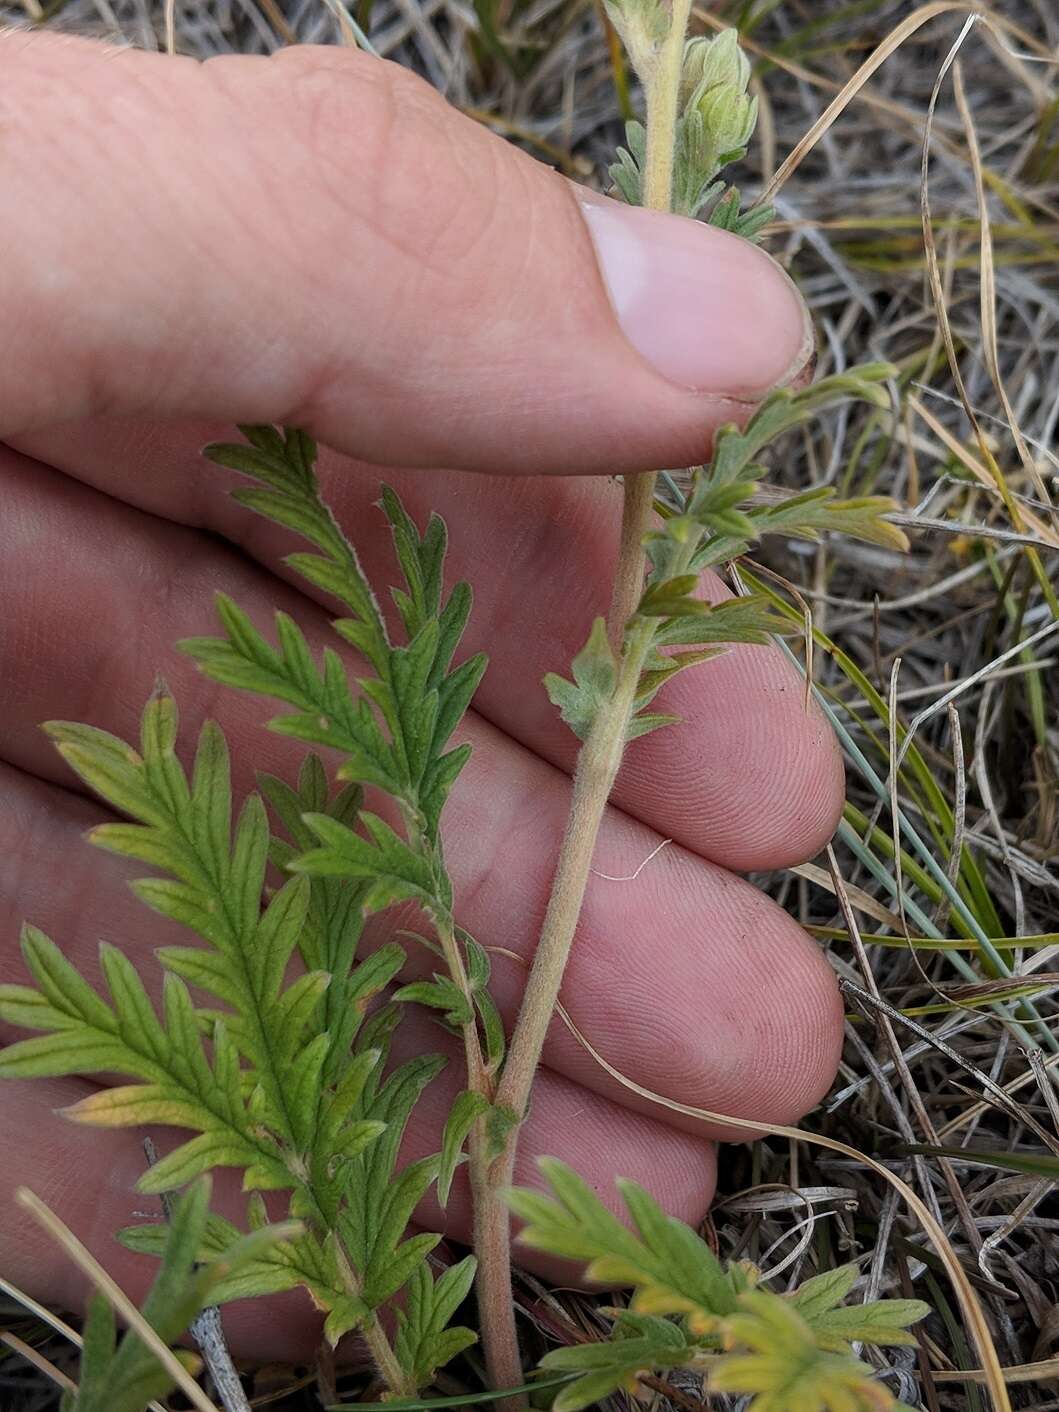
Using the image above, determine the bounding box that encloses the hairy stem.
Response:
[465,1131,524,1394]
[363,1312,415,1397]
[470,1135,521,1403]
[477,619,658,1410]
[640,0,692,212]
[471,8,691,1404]
[329,1222,413,1395]
[434,911,518,1397]
[497,617,656,1110]
[609,468,658,647]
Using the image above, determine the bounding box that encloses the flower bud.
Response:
[692,81,757,156]
[680,28,750,109]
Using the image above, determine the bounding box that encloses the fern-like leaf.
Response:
[0,926,287,1194]
[510,1159,735,1327]
[0,686,462,1369]
[511,1162,928,1412]
[394,1257,479,1387]
[189,434,486,845]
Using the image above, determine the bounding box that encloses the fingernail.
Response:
[578,191,813,398]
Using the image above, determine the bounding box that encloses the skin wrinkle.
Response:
[262,49,509,294]
[0,44,368,434]
[1,430,844,866]
[0,771,50,928]
[291,64,440,272]
[0,28,852,1364]
[183,63,384,403]
[556,846,833,1120]
[0,770,725,1205]
[2,34,818,471]
[613,641,842,866]
[468,478,604,658]
[478,153,553,329]
[0,774,150,967]
[0,484,842,1131]
[395,90,501,277]
[7,60,196,418]
[437,741,842,1129]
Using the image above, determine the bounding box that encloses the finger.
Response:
[6,428,844,869]
[0,1059,715,1361]
[0,775,718,1264]
[0,1076,327,1363]
[380,1018,718,1267]
[1,32,810,476]
[0,488,842,1139]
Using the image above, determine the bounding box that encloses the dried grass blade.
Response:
[0,1273,169,1412]
[0,1274,82,1347]
[0,1330,77,1393]
[933,1356,1059,1386]
[758,3,988,208]
[551,1001,1012,1411]
[14,1187,219,1412]
[916,22,1059,619]
[951,61,1055,516]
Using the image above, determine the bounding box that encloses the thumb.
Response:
[1,33,812,475]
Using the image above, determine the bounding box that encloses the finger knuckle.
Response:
[272,48,445,210]
[270,47,506,281]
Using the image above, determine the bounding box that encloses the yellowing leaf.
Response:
[713,1291,909,1412]
[62,1084,213,1130]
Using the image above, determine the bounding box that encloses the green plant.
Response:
[510,1161,927,1412]
[0,22,938,1412]
[0,435,491,1397]
[54,1177,296,1412]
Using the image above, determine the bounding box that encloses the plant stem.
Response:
[497,618,656,1115]
[364,1309,415,1397]
[470,1140,521,1406]
[477,619,658,1410]
[609,469,657,647]
[475,629,658,1412]
[641,0,693,213]
[471,9,690,1403]
[434,912,520,1401]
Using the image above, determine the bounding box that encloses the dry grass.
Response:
[1,0,1058,1409]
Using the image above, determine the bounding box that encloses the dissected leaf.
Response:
[293,810,442,915]
[437,1091,490,1207]
[544,616,618,742]
[393,1257,478,1386]
[713,1290,908,1412]
[395,977,475,1029]
[513,1164,929,1412]
[192,437,484,845]
[510,1159,735,1325]
[751,488,910,552]
[339,1052,447,1306]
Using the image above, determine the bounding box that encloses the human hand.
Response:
[0,31,843,1358]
